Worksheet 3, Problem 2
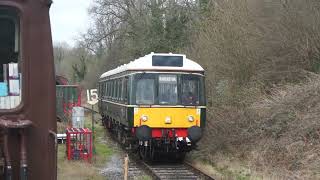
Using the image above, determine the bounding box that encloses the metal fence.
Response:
[56,85,81,123]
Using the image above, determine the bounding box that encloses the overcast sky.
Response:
[50,0,91,46]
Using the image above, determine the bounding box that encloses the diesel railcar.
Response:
[98,53,206,160]
[0,1,56,180]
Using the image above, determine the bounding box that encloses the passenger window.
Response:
[114,80,119,100]
[119,79,122,101]
[102,83,105,98]
[0,7,21,109]
[113,80,117,100]
[120,79,124,102]
[111,81,114,99]
[114,80,117,100]
[106,81,109,98]
[103,82,109,99]
[107,81,110,98]
[123,78,128,102]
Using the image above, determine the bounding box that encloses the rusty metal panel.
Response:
[0,0,56,180]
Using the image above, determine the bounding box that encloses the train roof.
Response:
[100,53,204,79]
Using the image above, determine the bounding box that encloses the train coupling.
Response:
[175,137,192,150]
[176,137,191,146]
[138,140,149,147]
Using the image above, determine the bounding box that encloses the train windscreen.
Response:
[132,73,205,106]
[158,75,178,105]
[135,74,155,105]
[181,75,202,106]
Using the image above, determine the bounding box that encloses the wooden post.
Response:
[124,154,129,180]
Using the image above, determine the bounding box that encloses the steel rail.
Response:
[184,161,215,180]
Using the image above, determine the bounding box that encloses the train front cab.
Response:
[130,72,206,157]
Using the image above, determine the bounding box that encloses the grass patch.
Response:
[189,156,255,180]
[84,114,113,166]
[94,141,113,166]
[214,165,251,180]
[57,144,105,180]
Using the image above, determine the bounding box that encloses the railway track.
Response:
[137,161,214,180]
[126,154,214,180]
[84,107,214,180]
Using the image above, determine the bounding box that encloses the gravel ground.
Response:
[98,131,149,180]
[101,154,124,179]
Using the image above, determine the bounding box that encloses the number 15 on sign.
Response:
[87,89,98,105]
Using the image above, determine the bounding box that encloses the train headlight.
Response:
[187,115,194,122]
[141,115,148,122]
[165,117,172,124]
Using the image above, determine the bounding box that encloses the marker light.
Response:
[141,115,148,122]
[187,115,194,122]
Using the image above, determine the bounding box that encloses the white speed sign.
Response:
[87,89,98,105]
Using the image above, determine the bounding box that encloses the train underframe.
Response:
[102,116,201,161]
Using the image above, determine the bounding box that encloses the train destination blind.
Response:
[152,55,183,67]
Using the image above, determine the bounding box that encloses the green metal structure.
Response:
[56,85,81,123]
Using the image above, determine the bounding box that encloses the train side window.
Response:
[112,80,115,100]
[102,82,105,99]
[104,82,107,99]
[123,78,128,103]
[117,80,119,100]
[120,78,124,103]
[117,79,121,101]
[103,81,109,99]
[113,80,116,100]
[115,80,117,101]
[104,83,106,98]
[0,7,21,109]
[119,79,122,102]
[110,81,112,99]
[108,81,111,99]
[113,80,117,101]
[109,81,112,99]
[118,79,121,101]
[106,81,109,99]
[100,82,103,98]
